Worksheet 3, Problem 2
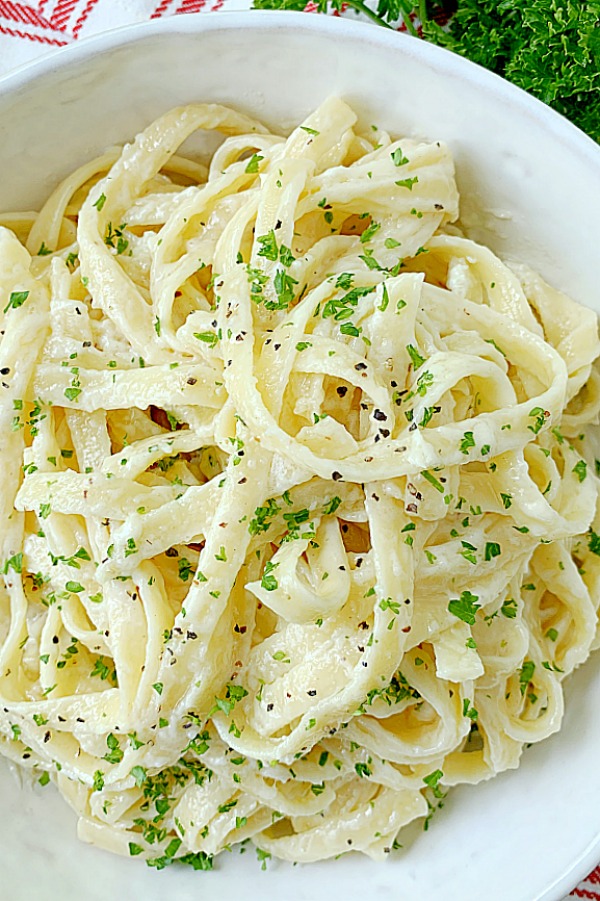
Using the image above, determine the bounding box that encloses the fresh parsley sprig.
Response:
[253,0,422,32]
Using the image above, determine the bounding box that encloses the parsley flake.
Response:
[448,590,481,625]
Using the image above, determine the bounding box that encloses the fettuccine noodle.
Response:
[1,98,599,869]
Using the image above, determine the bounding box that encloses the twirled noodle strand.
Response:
[0,99,598,869]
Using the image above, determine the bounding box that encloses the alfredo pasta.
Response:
[0,98,599,869]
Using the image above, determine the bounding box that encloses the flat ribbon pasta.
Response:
[0,98,599,870]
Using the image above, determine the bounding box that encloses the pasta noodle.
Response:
[0,98,599,869]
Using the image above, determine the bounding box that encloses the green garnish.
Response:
[261,560,279,591]
[519,660,536,695]
[448,590,481,625]
[3,290,29,314]
[245,153,263,173]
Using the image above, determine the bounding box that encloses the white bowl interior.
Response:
[1,13,600,901]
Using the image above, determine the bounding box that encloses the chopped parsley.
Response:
[448,590,481,625]
[104,221,129,255]
[194,331,218,348]
[484,541,501,561]
[462,698,478,720]
[272,269,298,309]
[2,553,23,575]
[261,560,279,591]
[421,470,444,493]
[360,221,381,244]
[519,660,536,695]
[395,176,419,190]
[501,598,518,619]
[459,431,475,455]
[323,496,342,515]
[90,656,112,681]
[256,230,278,261]
[588,529,600,556]
[406,344,425,369]
[391,147,409,166]
[423,769,445,798]
[103,733,124,765]
[65,580,84,593]
[248,498,280,535]
[3,290,29,314]
[527,406,547,434]
[210,683,249,717]
[244,153,263,173]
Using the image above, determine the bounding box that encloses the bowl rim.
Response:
[0,9,599,171]
[0,10,599,900]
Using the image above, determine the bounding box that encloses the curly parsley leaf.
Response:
[448,590,481,625]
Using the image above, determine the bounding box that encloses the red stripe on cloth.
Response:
[587,867,600,885]
[14,3,37,24]
[175,0,207,13]
[18,3,40,24]
[151,0,175,18]
[38,0,48,12]
[50,0,79,30]
[71,0,97,37]
[0,0,27,25]
[0,0,52,28]
[210,0,223,9]
[0,20,67,43]
[572,888,600,900]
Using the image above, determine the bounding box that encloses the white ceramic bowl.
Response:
[1,13,600,901]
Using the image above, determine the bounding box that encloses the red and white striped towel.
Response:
[0,3,598,898]
[0,1,241,69]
